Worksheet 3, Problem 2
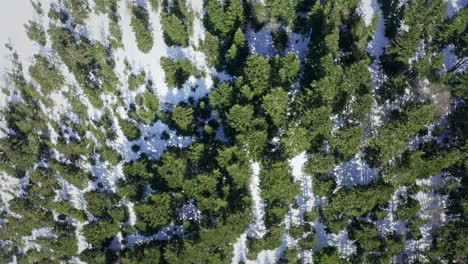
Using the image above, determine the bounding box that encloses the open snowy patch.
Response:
[333,152,380,188]
[246,25,275,58]
[248,162,267,238]
[315,221,356,259]
[446,0,468,17]
[358,0,379,27]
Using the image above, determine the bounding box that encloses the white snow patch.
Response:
[232,233,248,263]
[440,45,468,74]
[289,152,316,213]
[85,9,111,45]
[376,186,409,235]
[333,152,380,188]
[75,220,90,253]
[125,224,185,247]
[246,25,275,58]
[0,172,28,211]
[56,177,89,211]
[315,221,356,259]
[0,0,39,76]
[446,0,468,17]
[248,161,267,238]
[284,31,310,60]
[180,200,202,221]
[358,0,379,26]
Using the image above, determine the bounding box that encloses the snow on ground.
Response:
[56,177,90,211]
[231,162,267,263]
[0,0,39,81]
[289,152,316,215]
[376,186,408,235]
[447,0,468,17]
[0,172,28,211]
[179,199,202,222]
[253,233,290,264]
[365,5,392,133]
[366,7,388,88]
[74,220,90,253]
[404,173,449,260]
[440,45,468,74]
[315,221,356,259]
[246,24,275,58]
[84,7,111,46]
[248,161,267,238]
[20,227,57,253]
[133,120,194,160]
[113,1,220,107]
[110,232,124,251]
[333,152,380,188]
[284,31,310,60]
[358,0,379,27]
[89,158,125,192]
[123,200,137,226]
[232,233,248,264]
[125,224,185,247]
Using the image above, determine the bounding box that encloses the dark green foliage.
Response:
[329,124,363,163]
[0,101,48,177]
[123,156,156,182]
[260,161,300,226]
[64,0,90,24]
[314,246,347,264]
[50,161,90,189]
[29,55,65,94]
[163,212,250,263]
[209,82,234,111]
[262,87,289,127]
[120,242,162,264]
[312,173,336,197]
[118,117,140,141]
[82,219,120,248]
[204,0,245,38]
[216,146,252,190]
[171,104,196,135]
[24,21,46,45]
[200,32,221,67]
[298,232,317,250]
[1,1,467,262]
[135,193,174,234]
[160,0,193,47]
[365,104,436,167]
[247,225,285,260]
[227,104,269,159]
[128,71,146,91]
[140,91,160,111]
[428,221,468,262]
[305,154,335,175]
[396,197,420,220]
[323,183,394,221]
[279,248,300,263]
[130,5,154,53]
[85,191,127,222]
[48,201,88,222]
[349,221,381,252]
[266,0,298,25]
[48,26,119,107]
[274,52,301,88]
[183,170,228,214]
[242,54,271,100]
[157,151,187,189]
[160,57,200,88]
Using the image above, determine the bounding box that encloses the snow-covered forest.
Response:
[0,0,466,263]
